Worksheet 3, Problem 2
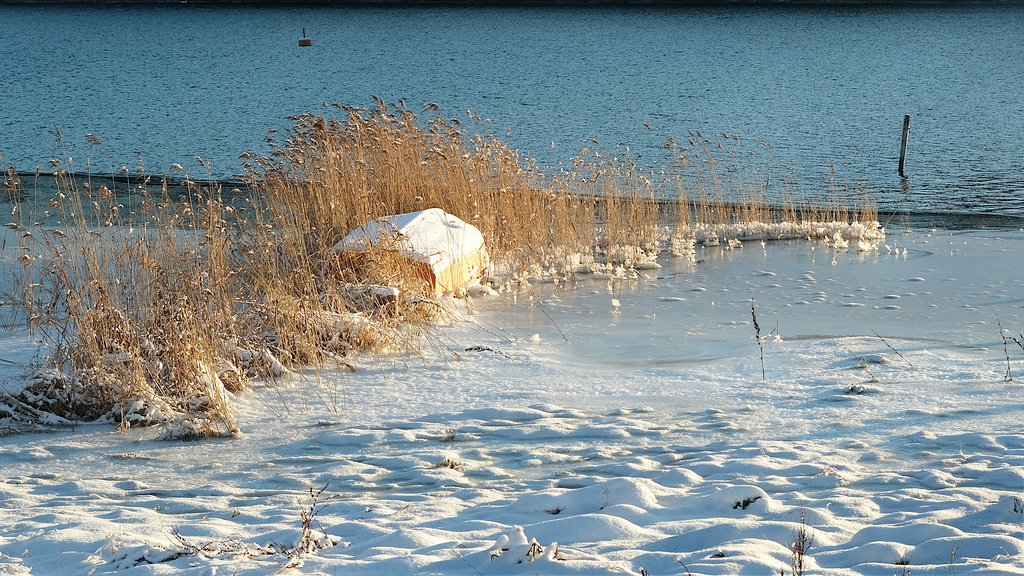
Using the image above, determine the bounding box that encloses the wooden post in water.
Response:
[898,114,910,177]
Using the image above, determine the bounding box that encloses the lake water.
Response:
[2,4,1023,218]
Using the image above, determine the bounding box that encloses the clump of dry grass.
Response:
[664,132,881,251]
[3,101,883,435]
[3,122,444,435]
[242,101,609,285]
[9,161,245,436]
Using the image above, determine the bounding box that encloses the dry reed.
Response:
[2,100,884,434]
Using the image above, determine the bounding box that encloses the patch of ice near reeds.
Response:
[488,219,884,290]
[669,235,696,259]
[679,219,885,246]
[826,230,850,250]
[602,243,661,269]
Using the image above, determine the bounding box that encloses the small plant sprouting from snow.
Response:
[751,299,778,382]
[999,321,1024,382]
[291,482,340,561]
[895,555,911,576]
[489,526,566,564]
[106,482,340,571]
[435,454,461,469]
[790,509,815,576]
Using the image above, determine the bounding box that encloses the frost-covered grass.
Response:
[1,228,1023,575]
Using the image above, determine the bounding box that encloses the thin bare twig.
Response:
[999,319,1012,381]
[536,302,569,343]
[873,331,913,367]
[752,298,765,381]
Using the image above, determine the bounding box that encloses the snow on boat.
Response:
[333,208,489,296]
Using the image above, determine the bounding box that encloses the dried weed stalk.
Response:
[790,509,815,576]
[1000,319,1013,382]
[752,298,765,381]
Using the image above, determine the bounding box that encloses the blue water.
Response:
[2,5,1023,216]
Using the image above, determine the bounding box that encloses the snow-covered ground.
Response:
[3,226,1024,575]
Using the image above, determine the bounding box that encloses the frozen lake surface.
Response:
[3,227,1024,575]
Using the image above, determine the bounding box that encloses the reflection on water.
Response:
[1,4,1022,217]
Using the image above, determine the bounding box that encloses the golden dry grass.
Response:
[1,101,882,434]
